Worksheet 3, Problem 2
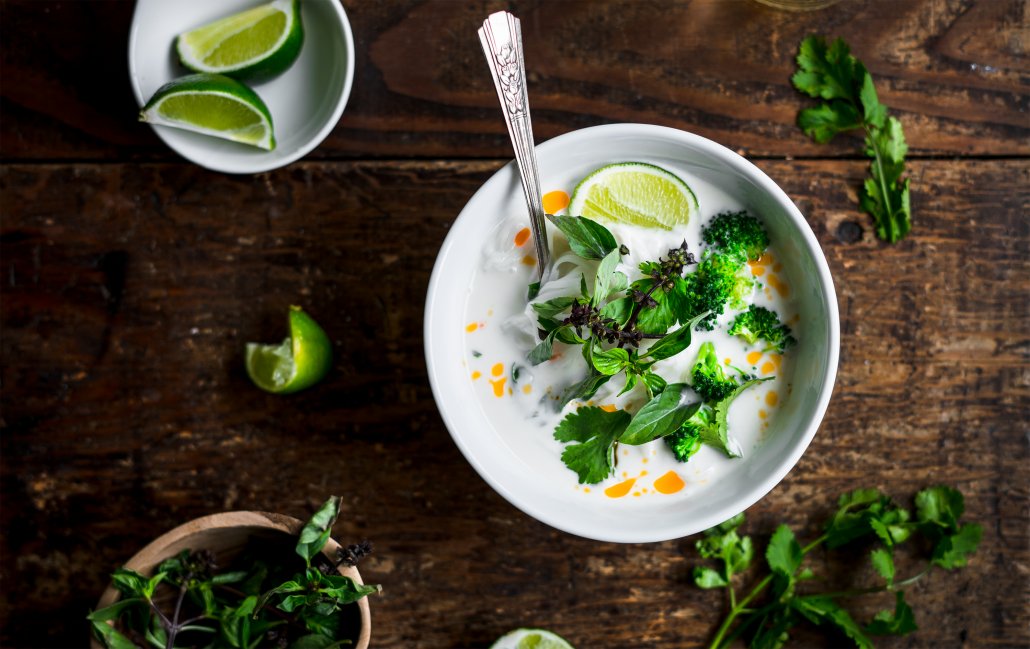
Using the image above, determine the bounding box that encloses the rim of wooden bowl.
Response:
[92,510,371,649]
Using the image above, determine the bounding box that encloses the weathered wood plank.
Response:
[1,0,1026,161]
[1,159,1026,647]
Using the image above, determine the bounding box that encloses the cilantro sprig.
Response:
[792,35,911,243]
[88,497,380,649]
[693,485,982,649]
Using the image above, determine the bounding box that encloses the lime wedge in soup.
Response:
[176,0,303,80]
[139,73,276,150]
[490,628,575,649]
[568,161,698,229]
[246,305,332,394]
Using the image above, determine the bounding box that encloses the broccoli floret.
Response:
[665,408,709,462]
[702,210,770,262]
[729,305,798,353]
[691,341,739,402]
[680,251,754,330]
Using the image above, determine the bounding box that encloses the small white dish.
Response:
[128,0,354,174]
[424,124,840,543]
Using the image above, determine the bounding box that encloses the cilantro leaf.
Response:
[792,35,912,244]
[866,591,918,636]
[766,524,803,577]
[793,597,874,649]
[554,406,632,483]
[914,484,964,529]
[870,548,895,586]
[693,566,729,589]
[930,523,983,570]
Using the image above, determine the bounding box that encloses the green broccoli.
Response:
[702,210,770,262]
[691,341,740,402]
[665,407,708,462]
[667,373,771,461]
[729,305,797,353]
[679,250,754,330]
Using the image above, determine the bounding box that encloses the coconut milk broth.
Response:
[462,161,801,503]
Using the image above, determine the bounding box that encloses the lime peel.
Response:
[490,628,575,649]
[176,0,303,80]
[568,161,698,230]
[246,305,331,394]
[140,73,276,150]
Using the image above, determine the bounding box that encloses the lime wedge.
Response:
[176,0,303,80]
[246,305,332,394]
[139,73,276,150]
[490,628,575,649]
[568,162,698,230]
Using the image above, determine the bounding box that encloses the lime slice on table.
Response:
[568,162,698,230]
[246,306,332,394]
[490,628,575,649]
[139,73,276,150]
[176,0,303,80]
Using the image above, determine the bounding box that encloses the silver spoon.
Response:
[478,11,551,281]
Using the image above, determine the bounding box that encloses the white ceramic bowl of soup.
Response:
[424,124,839,543]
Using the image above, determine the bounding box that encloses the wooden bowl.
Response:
[93,511,372,649]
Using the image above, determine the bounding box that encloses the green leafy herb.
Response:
[546,214,618,260]
[88,497,380,649]
[554,406,632,484]
[618,383,700,446]
[792,35,911,243]
[693,486,981,649]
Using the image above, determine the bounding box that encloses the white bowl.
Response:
[128,0,354,174]
[424,123,840,543]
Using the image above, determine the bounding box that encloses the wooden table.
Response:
[2,1,1027,647]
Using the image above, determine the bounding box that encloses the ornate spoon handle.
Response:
[478,11,551,278]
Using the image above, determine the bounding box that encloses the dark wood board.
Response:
[2,159,1027,647]
[1,0,1027,161]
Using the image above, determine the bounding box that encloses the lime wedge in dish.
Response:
[139,73,276,150]
[246,305,332,394]
[176,0,303,80]
[568,161,698,230]
[490,628,575,649]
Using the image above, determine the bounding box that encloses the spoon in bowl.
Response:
[478,11,551,281]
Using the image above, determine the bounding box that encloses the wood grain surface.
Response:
[1,0,1028,647]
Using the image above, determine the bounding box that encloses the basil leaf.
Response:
[643,311,709,361]
[559,371,611,408]
[296,496,341,565]
[619,384,701,445]
[532,296,576,319]
[600,296,633,327]
[592,248,623,307]
[642,371,667,397]
[591,346,630,376]
[547,214,618,260]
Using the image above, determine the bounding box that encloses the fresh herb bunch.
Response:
[792,35,911,243]
[531,212,775,484]
[693,485,982,649]
[88,497,380,649]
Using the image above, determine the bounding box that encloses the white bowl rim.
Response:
[126,0,355,174]
[425,122,840,543]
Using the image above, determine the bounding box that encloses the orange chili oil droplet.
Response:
[760,362,775,375]
[521,255,536,266]
[465,322,480,332]
[765,391,779,407]
[513,227,531,247]
[747,351,763,365]
[604,478,636,499]
[767,274,790,297]
[471,371,482,380]
[489,377,506,397]
[749,262,766,277]
[654,470,686,495]
[491,363,504,377]
[599,404,617,412]
[542,190,570,214]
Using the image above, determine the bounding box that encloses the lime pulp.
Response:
[490,628,575,649]
[246,305,331,394]
[567,161,698,230]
